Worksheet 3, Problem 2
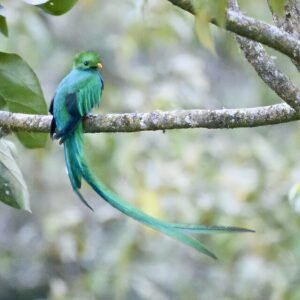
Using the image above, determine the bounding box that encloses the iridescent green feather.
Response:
[50,51,254,259]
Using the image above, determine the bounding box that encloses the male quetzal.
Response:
[49,51,254,259]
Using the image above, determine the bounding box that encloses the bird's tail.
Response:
[64,125,254,259]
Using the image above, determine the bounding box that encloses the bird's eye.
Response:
[83,61,89,66]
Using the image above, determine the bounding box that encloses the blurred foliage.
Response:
[269,0,286,14]
[0,52,47,148]
[0,139,30,211]
[0,0,300,299]
[193,0,226,51]
[0,4,8,37]
[36,0,79,16]
[193,0,227,51]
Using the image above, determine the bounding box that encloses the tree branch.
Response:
[227,0,300,112]
[167,0,300,63]
[0,105,299,134]
[267,0,300,71]
[1,4,298,135]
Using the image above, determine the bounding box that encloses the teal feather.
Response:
[50,51,254,259]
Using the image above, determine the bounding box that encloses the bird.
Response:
[49,51,254,259]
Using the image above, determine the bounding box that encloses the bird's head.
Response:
[73,51,103,71]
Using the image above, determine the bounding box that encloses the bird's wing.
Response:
[49,96,56,138]
[54,72,103,141]
[66,72,103,118]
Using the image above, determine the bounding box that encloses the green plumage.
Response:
[49,51,254,259]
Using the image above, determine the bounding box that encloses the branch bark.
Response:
[267,0,300,71]
[167,0,300,63]
[227,0,300,112]
[0,105,299,134]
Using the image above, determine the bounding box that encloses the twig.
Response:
[227,0,300,112]
[267,0,300,71]
[167,0,300,63]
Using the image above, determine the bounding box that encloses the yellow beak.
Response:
[97,63,103,69]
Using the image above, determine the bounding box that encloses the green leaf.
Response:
[23,0,78,15]
[0,5,8,37]
[192,0,226,26]
[269,0,286,15]
[195,11,214,52]
[192,0,226,51]
[38,0,78,16]
[288,182,300,214]
[209,0,226,27]
[0,52,47,148]
[0,94,6,109]
[0,139,31,212]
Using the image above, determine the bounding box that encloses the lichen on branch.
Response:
[0,105,299,134]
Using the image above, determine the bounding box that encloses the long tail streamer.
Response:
[63,125,254,259]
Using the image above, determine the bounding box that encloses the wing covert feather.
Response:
[75,73,102,117]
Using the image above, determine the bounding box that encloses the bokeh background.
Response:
[1,0,300,299]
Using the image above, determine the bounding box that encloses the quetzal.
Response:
[49,51,254,259]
